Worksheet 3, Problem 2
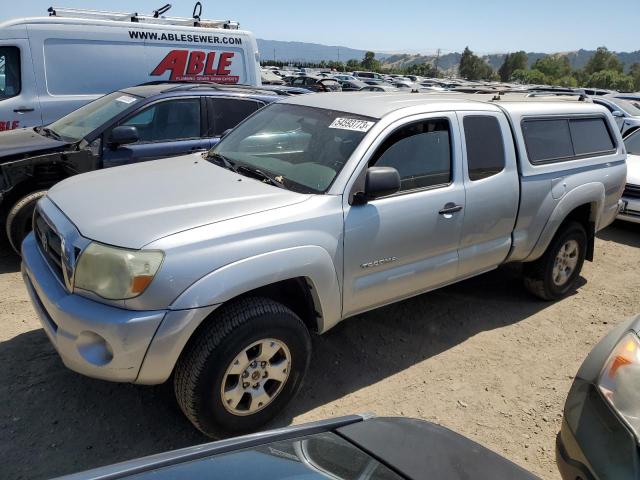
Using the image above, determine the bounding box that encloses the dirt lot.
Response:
[1,221,639,480]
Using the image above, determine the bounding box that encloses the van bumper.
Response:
[22,232,169,383]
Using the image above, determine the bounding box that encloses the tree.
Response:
[586,70,634,91]
[511,68,546,84]
[630,63,640,91]
[346,59,360,70]
[361,51,381,72]
[532,55,571,82]
[459,46,494,80]
[585,47,623,74]
[498,51,527,82]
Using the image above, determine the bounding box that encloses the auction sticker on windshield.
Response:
[329,118,375,132]
[115,95,138,104]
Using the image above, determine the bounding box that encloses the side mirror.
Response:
[109,126,139,147]
[612,110,624,118]
[353,166,401,204]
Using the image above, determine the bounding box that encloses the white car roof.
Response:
[280,92,609,119]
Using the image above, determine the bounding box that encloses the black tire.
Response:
[6,190,47,254]
[174,297,312,438]
[523,221,587,301]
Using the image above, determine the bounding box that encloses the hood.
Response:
[47,153,309,249]
[0,127,71,160]
[628,154,640,186]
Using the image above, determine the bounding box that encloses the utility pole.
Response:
[273,48,276,64]
[434,48,441,76]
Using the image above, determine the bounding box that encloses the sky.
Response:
[1,0,637,55]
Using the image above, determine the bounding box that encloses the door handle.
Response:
[438,203,463,215]
[13,107,34,113]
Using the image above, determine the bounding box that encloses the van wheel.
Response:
[524,221,587,301]
[6,190,47,254]
[174,297,312,438]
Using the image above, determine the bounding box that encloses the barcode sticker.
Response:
[329,118,375,132]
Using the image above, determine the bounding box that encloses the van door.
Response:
[102,96,210,167]
[342,113,465,317]
[456,112,519,278]
[0,41,41,130]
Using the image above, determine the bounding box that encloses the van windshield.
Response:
[208,103,376,194]
[47,92,142,142]
[0,47,21,100]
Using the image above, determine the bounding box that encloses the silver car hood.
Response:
[628,154,640,186]
[47,154,309,249]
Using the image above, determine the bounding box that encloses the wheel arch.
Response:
[525,183,604,263]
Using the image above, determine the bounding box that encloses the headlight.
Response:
[598,332,640,437]
[74,242,164,300]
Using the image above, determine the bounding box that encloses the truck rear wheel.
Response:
[523,221,587,301]
[6,190,48,254]
[174,297,312,438]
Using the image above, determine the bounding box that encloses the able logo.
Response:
[151,49,240,83]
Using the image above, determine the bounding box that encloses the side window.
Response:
[522,119,574,163]
[463,116,506,180]
[569,118,614,156]
[209,98,262,136]
[0,46,21,100]
[121,98,201,143]
[624,130,640,155]
[523,117,616,164]
[292,78,304,86]
[371,119,451,192]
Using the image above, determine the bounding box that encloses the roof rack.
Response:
[526,91,589,101]
[47,4,240,29]
[136,81,292,96]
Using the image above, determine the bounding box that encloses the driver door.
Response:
[0,41,42,130]
[342,113,465,317]
[101,96,211,167]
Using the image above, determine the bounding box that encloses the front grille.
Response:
[624,184,640,199]
[33,210,65,284]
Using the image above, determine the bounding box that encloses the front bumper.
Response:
[617,194,640,224]
[22,232,168,383]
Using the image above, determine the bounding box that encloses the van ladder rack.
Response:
[47,6,240,29]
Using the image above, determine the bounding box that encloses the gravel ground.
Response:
[1,220,638,480]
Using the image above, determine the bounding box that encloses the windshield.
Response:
[610,98,640,117]
[625,130,640,155]
[209,103,376,193]
[47,91,142,142]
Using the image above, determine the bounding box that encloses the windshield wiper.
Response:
[41,127,64,141]
[207,152,238,173]
[235,164,285,189]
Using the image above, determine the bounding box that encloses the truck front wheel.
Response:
[6,190,48,254]
[174,297,312,438]
[524,221,587,301]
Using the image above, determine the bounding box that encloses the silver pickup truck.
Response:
[21,92,626,438]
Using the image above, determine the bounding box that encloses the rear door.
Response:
[206,96,264,146]
[0,41,42,129]
[101,96,210,167]
[456,111,519,278]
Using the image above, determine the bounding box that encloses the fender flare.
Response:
[170,245,342,333]
[525,182,604,262]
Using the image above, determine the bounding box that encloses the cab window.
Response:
[0,47,21,100]
[370,119,452,192]
[121,98,201,143]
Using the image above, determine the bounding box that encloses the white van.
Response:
[0,6,261,130]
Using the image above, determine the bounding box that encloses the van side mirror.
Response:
[612,110,624,118]
[353,166,401,204]
[109,126,139,147]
